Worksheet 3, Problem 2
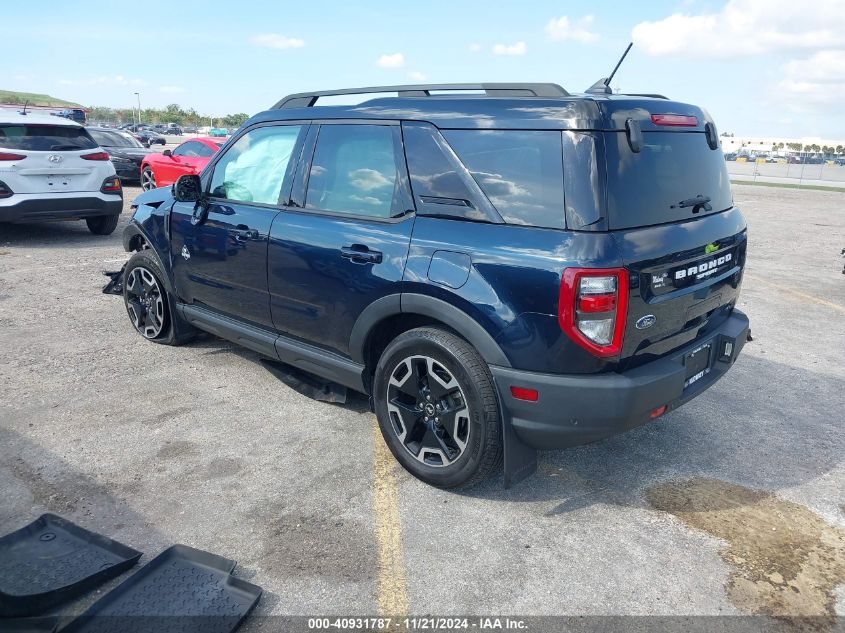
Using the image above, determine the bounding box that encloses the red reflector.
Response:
[0,152,26,161]
[81,152,110,161]
[510,386,539,402]
[578,293,616,313]
[651,114,698,127]
[650,405,667,419]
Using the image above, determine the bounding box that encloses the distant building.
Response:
[720,135,845,157]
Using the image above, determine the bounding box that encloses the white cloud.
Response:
[545,15,599,43]
[349,168,392,191]
[778,50,845,106]
[469,43,482,53]
[251,33,305,49]
[408,71,427,81]
[158,86,186,94]
[492,41,527,56]
[632,0,845,58]
[377,53,405,68]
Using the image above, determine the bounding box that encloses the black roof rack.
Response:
[272,83,569,109]
[621,93,669,99]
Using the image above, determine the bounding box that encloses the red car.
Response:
[140,137,224,191]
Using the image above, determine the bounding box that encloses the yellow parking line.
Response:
[371,416,409,617]
[745,274,845,314]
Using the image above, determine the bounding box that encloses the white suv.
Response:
[0,112,123,234]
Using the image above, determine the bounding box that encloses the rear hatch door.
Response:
[600,105,746,366]
[0,122,105,194]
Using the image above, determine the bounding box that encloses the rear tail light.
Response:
[0,180,13,199]
[81,151,110,161]
[650,114,698,127]
[559,268,629,357]
[0,152,26,161]
[101,176,122,194]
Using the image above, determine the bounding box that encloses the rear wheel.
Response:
[141,167,156,191]
[373,327,503,488]
[86,214,120,235]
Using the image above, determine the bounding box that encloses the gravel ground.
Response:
[0,184,843,627]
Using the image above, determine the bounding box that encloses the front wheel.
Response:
[122,250,191,346]
[373,327,503,488]
[141,167,156,191]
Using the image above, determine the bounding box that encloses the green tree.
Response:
[222,113,250,128]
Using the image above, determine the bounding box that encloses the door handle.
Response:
[231,227,259,241]
[341,244,383,264]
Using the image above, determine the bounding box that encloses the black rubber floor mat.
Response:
[60,544,262,633]
[0,514,141,618]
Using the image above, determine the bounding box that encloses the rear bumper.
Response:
[491,309,750,449]
[0,193,123,223]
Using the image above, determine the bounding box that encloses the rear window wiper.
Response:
[671,195,712,212]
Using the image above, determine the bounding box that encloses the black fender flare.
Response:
[348,293,511,368]
[121,222,176,295]
[122,223,147,252]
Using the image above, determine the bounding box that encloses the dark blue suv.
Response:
[119,83,750,488]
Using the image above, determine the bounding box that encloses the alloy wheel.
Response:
[125,266,165,339]
[141,169,156,191]
[386,355,471,467]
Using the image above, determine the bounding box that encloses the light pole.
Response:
[134,92,141,127]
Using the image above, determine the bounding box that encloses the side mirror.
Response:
[173,174,203,203]
[162,149,172,157]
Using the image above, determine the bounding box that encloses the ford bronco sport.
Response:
[117,82,749,488]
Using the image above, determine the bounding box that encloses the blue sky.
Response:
[2,0,844,137]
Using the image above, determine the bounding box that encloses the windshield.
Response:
[89,129,144,149]
[0,124,98,151]
[604,131,732,230]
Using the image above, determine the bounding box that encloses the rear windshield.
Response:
[443,130,565,229]
[89,129,143,149]
[0,124,98,152]
[605,131,732,230]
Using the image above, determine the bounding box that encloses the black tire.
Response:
[373,327,503,488]
[122,250,192,346]
[141,166,156,191]
[86,214,120,235]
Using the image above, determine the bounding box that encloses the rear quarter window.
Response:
[0,124,97,152]
[443,130,565,229]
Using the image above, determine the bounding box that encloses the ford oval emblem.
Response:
[636,315,656,330]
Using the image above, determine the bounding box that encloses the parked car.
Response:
[0,112,122,234]
[183,125,198,134]
[118,83,749,488]
[88,127,154,184]
[167,124,183,136]
[135,130,166,147]
[139,137,223,191]
[723,152,737,161]
[209,127,229,137]
[52,108,87,125]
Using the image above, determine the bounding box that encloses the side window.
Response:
[305,124,404,218]
[401,122,494,222]
[194,143,214,158]
[443,130,565,229]
[209,125,302,205]
[174,141,212,158]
